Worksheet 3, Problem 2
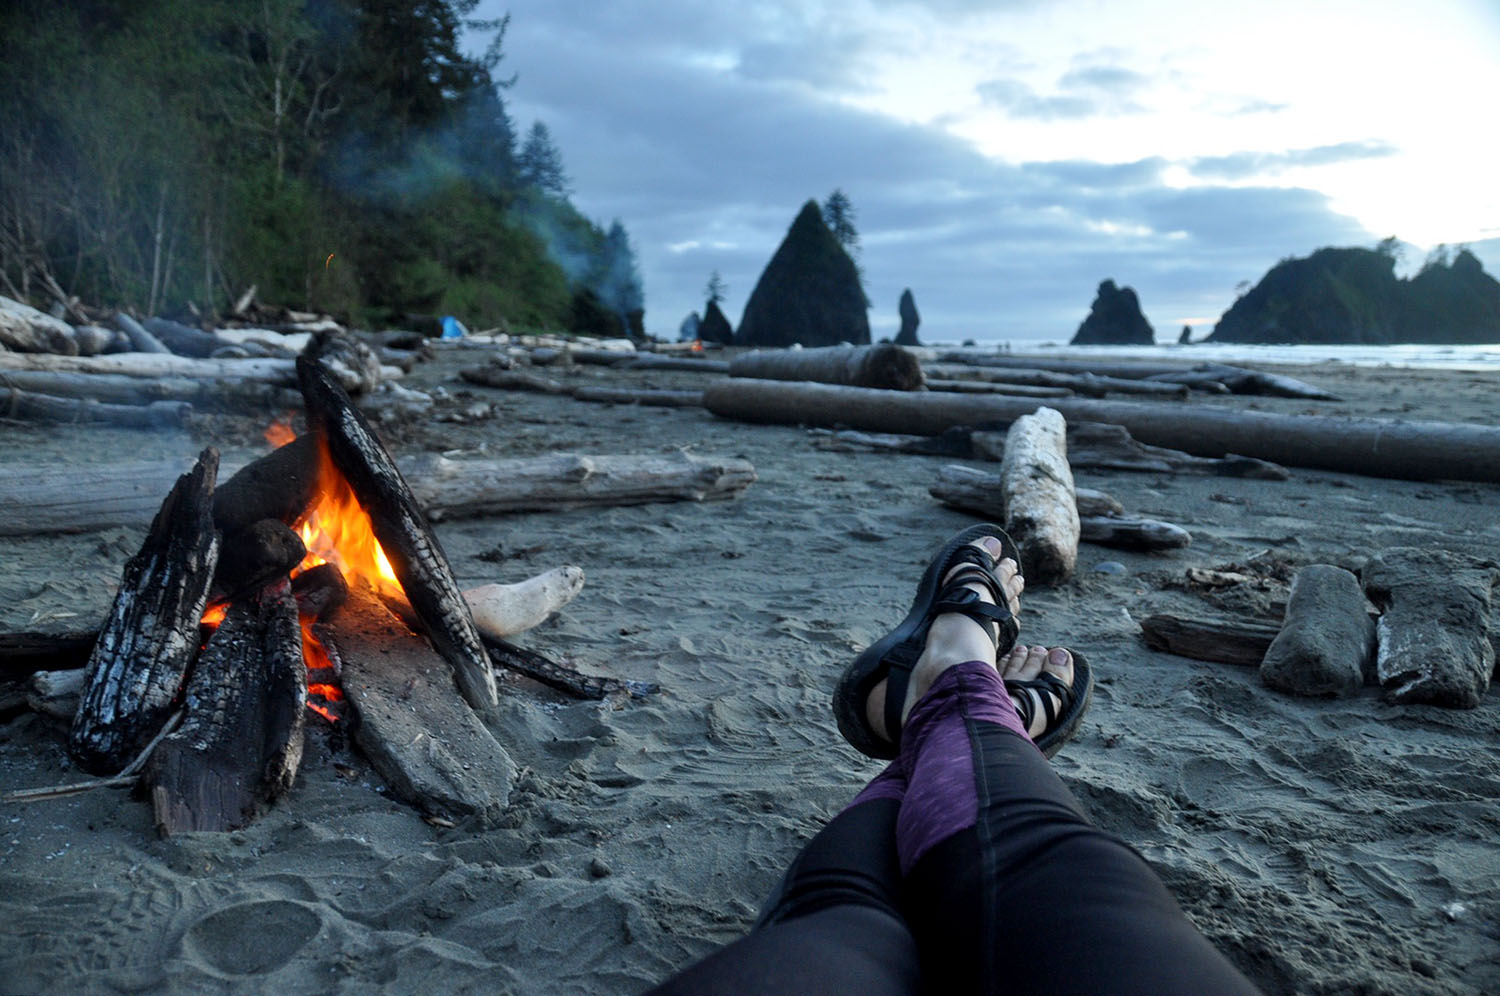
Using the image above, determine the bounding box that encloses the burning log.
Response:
[298,356,498,711]
[319,583,516,823]
[143,579,306,834]
[212,434,323,534]
[211,519,307,602]
[70,449,221,775]
[465,566,585,638]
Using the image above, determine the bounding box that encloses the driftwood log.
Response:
[0,387,191,427]
[484,636,658,701]
[729,344,925,391]
[925,379,1072,398]
[999,408,1078,584]
[0,450,757,537]
[973,422,1289,480]
[69,449,221,774]
[299,356,498,711]
[935,354,1339,399]
[568,386,705,407]
[622,354,730,374]
[0,294,77,354]
[320,583,517,823]
[0,368,295,409]
[930,465,1191,552]
[1,630,99,677]
[465,566,585,638]
[923,364,1190,399]
[111,313,170,353]
[459,366,569,394]
[1138,612,1281,667]
[702,379,1500,482]
[142,579,305,834]
[0,350,295,383]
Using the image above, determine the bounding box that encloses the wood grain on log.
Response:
[999,408,1078,584]
[1138,612,1280,667]
[320,583,516,823]
[729,344,924,391]
[703,380,1494,482]
[298,356,498,711]
[143,579,306,834]
[70,449,221,775]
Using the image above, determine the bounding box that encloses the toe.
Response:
[1001,644,1030,679]
[1043,646,1074,688]
[1013,644,1051,681]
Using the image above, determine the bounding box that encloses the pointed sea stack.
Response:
[736,201,870,347]
[699,300,734,344]
[896,289,921,346]
[1071,280,1155,345]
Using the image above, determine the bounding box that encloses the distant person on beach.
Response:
[647,523,1262,995]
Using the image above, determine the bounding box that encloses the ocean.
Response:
[936,339,1500,372]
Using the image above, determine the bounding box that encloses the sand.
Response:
[1,351,1497,995]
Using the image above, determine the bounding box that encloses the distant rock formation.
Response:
[736,200,870,348]
[678,311,701,342]
[1209,246,1500,344]
[896,288,921,346]
[698,300,733,344]
[1070,280,1154,345]
[1178,324,1192,344]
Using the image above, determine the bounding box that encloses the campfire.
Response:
[47,355,651,835]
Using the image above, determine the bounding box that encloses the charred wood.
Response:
[211,519,305,602]
[298,356,498,711]
[0,629,99,677]
[69,449,221,775]
[212,434,323,534]
[483,636,658,701]
[143,579,305,834]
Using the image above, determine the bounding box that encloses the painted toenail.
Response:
[1048,648,1069,666]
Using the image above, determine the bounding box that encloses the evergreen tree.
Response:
[822,189,859,258]
[518,121,570,195]
[705,270,727,306]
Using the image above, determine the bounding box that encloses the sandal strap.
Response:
[882,640,922,750]
[931,588,1015,647]
[1005,671,1074,733]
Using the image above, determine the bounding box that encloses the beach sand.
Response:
[2,351,1497,994]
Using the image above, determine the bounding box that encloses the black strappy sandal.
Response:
[1006,652,1094,759]
[833,523,1021,760]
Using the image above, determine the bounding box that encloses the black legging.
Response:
[647,662,1261,995]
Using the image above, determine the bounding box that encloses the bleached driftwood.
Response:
[1078,516,1191,550]
[111,313,170,354]
[0,369,294,409]
[729,344,925,391]
[465,566,584,639]
[1139,612,1280,667]
[0,387,191,427]
[923,364,1189,399]
[0,295,77,354]
[934,354,1339,399]
[999,408,1078,584]
[27,669,86,720]
[0,451,758,536]
[701,380,1494,482]
[0,350,296,383]
[974,422,1288,480]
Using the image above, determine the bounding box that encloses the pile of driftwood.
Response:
[1139,552,1499,709]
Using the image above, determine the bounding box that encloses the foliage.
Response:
[1209,243,1500,344]
[704,269,727,306]
[821,189,859,257]
[0,0,642,334]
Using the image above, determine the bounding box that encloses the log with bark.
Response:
[1138,612,1281,667]
[69,449,221,774]
[0,387,191,427]
[299,356,498,711]
[0,450,757,537]
[142,579,305,834]
[702,379,1500,482]
[319,582,517,823]
[973,421,1289,480]
[729,344,925,390]
[568,386,705,407]
[923,364,1191,399]
[998,408,1079,584]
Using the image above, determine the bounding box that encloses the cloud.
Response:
[975,58,1150,121]
[1188,140,1398,180]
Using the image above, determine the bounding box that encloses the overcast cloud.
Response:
[470,1,1500,343]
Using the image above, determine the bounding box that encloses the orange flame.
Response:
[265,420,297,448]
[292,439,399,591]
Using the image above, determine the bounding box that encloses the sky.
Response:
[468,0,1500,344]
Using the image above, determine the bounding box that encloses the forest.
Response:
[0,0,644,336]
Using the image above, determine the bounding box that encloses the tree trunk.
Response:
[999,408,1078,585]
[729,344,924,390]
[69,449,221,774]
[702,379,1500,482]
[142,578,305,835]
[298,356,498,711]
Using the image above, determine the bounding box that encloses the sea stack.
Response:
[896,288,921,346]
[1071,280,1154,345]
[736,200,870,348]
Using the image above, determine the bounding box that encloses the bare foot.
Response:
[999,645,1075,739]
[864,536,1022,743]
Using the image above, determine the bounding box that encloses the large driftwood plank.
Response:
[0,388,190,427]
[69,449,221,775]
[1138,612,1280,667]
[320,583,517,823]
[299,356,497,711]
[999,408,1079,584]
[923,364,1190,399]
[406,451,757,520]
[0,450,758,537]
[0,350,295,383]
[702,380,1500,482]
[143,580,306,834]
[729,344,924,390]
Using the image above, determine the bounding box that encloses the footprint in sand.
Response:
[182,899,322,976]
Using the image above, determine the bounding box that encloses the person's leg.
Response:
[645,785,921,996]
